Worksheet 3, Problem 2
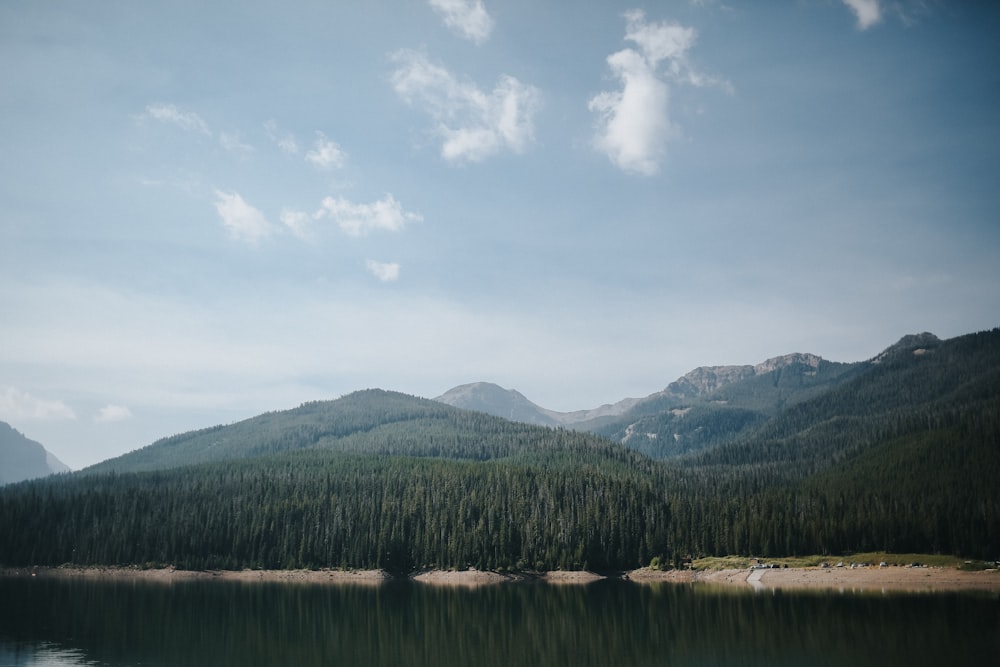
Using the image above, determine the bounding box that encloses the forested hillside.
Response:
[585,355,864,458]
[1,330,997,572]
[670,328,1000,557]
[3,403,669,572]
[84,390,627,474]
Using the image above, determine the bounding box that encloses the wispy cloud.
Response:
[219,131,254,154]
[94,404,132,424]
[589,10,724,175]
[142,103,211,136]
[305,131,347,169]
[0,386,76,421]
[280,208,312,240]
[390,49,541,163]
[213,190,274,243]
[366,259,401,282]
[315,194,422,236]
[428,0,494,44]
[263,119,299,155]
[842,0,882,30]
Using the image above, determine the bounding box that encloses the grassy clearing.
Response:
[690,553,972,571]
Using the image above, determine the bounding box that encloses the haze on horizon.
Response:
[2,0,998,469]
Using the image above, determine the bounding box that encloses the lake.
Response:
[1,576,997,666]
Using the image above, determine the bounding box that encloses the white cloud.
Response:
[589,49,671,176]
[213,190,274,243]
[264,119,299,155]
[623,9,697,71]
[280,208,312,240]
[429,0,494,44]
[390,49,541,163]
[842,0,882,30]
[94,404,132,424]
[590,10,723,175]
[219,131,253,154]
[315,194,422,236]
[0,387,76,421]
[366,259,401,282]
[142,103,211,136]
[305,131,347,169]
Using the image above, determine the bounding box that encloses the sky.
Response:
[2,0,998,470]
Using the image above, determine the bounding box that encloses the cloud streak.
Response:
[213,190,274,243]
[390,49,541,163]
[0,387,76,421]
[264,119,300,155]
[94,404,133,424]
[315,194,422,236]
[429,0,494,44]
[842,0,882,30]
[142,103,211,135]
[366,259,401,282]
[305,131,347,169]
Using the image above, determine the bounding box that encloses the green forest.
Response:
[1,329,998,572]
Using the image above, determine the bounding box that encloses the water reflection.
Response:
[0,577,997,667]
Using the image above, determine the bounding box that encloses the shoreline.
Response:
[626,565,1000,592]
[3,564,999,592]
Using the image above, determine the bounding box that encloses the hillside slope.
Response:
[8,392,666,572]
[1,329,997,571]
[85,389,630,475]
[0,422,70,485]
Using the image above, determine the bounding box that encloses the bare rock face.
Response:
[754,353,822,374]
[665,365,756,398]
[662,353,824,399]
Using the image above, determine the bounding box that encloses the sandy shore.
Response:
[4,565,998,592]
[410,568,517,587]
[626,565,1000,592]
[0,566,391,585]
[409,569,606,586]
[542,570,606,585]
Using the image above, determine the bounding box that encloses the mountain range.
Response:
[435,334,942,459]
[0,421,70,485]
[1,328,997,571]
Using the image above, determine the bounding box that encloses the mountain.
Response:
[84,389,630,475]
[20,390,667,572]
[586,352,866,458]
[437,352,863,459]
[434,383,559,426]
[0,422,70,485]
[434,382,642,427]
[695,329,999,471]
[1,328,997,572]
[434,332,995,467]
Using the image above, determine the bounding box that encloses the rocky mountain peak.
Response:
[666,365,756,397]
[754,352,823,374]
[663,352,824,399]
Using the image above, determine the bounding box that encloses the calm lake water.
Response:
[0,576,997,667]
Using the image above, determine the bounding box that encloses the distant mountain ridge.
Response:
[0,421,70,485]
[434,383,642,427]
[434,383,559,426]
[3,328,997,571]
[434,338,952,459]
[435,352,833,425]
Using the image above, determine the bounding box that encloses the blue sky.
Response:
[2,0,998,469]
